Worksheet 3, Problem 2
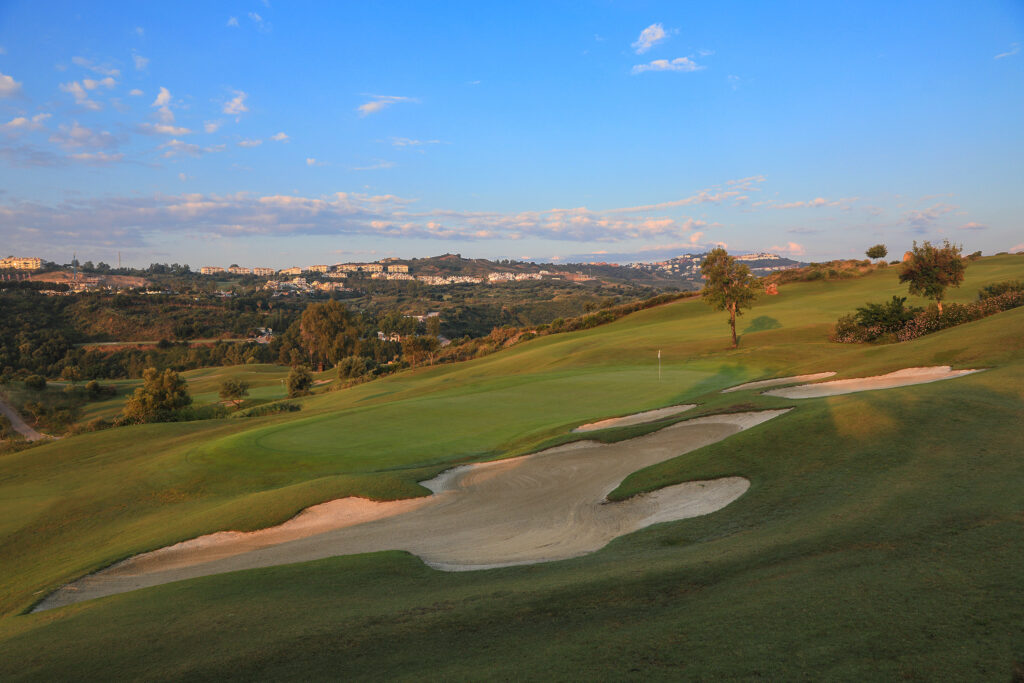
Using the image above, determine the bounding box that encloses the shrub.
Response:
[287,365,313,397]
[337,355,373,380]
[234,401,302,418]
[977,280,1023,300]
[24,375,46,391]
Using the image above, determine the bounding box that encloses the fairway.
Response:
[1,255,1022,679]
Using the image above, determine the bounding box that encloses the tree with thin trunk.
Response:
[218,378,249,408]
[700,247,762,348]
[865,244,887,263]
[898,239,965,314]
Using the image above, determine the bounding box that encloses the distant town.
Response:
[0,251,805,296]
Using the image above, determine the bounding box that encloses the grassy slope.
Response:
[0,255,1022,679]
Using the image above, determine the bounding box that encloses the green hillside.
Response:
[1,255,1022,680]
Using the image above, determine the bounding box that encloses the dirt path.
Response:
[722,372,836,393]
[33,409,788,612]
[573,404,696,432]
[764,366,981,398]
[0,395,46,441]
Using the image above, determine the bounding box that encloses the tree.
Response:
[24,375,46,391]
[298,300,360,371]
[287,365,313,397]
[218,378,249,408]
[121,367,192,423]
[898,240,965,314]
[865,244,888,262]
[700,248,763,348]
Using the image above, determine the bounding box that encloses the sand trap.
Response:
[573,404,696,432]
[721,372,837,393]
[764,366,981,398]
[33,409,788,612]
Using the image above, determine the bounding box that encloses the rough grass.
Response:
[0,254,1022,680]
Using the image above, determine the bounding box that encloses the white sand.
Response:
[721,372,837,393]
[764,366,981,398]
[33,409,788,612]
[573,404,696,432]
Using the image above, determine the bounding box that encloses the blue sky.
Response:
[0,1,1021,267]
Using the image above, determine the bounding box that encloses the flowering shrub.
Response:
[833,288,1024,344]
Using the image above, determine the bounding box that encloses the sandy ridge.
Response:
[573,404,697,432]
[33,409,788,612]
[764,366,981,398]
[721,372,837,393]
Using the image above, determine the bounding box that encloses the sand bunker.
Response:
[721,372,837,393]
[764,366,981,399]
[33,409,787,612]
[573,404,696,432]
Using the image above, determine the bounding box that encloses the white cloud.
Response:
[49,122,118,150]
[204,121,222,134]
[138,123,192,135]
[632,57,703,74]
[306,157,325,166]
[134,26,145,37]
[68,151,124,164]
[71,56,120,77]
[632,23,668,54]
[761,196,858,210]
[159,139,224,158]
[0,72,22,97]
[152,86,171,107]
[959,221,987,231]
[1,113,50,133]
[178,172,188,181]
[249,12,263,23]
[351,160,396,170]
[768,241,806,256]
[83,77,116,90]
[129,89,144,96]
[995,42,1020,59]
[227,16,240,27]
[270,131,288,141]
[357,94,416,116]
[59,81,102,110]
[390,137,441,147]
[223,90,248,116]
[133,53,149,70]
[238,138,263,147]
[903,203,958,232]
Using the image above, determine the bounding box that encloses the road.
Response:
[0,395,46,441]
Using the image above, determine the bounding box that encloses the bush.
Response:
[287,365,313,397]
[337,356,373,380]
[977,280,1023,300]
[24,375,46,391]
[234,401,302,418]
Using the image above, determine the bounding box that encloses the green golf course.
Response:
[1,254,1022,679]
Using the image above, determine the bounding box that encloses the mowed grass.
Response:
[0,255,1022,679]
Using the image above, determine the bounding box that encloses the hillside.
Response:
[0,254,1021,679]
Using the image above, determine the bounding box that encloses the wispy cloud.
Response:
[995,42,1020,59]
[59,81,102,110]
[204,121,221,134]
[390,137,441,147]
[959,221,987,231]
[227,16,239,27]
[71,56,120,77]
[357,94,417,116]
[159,139,224,158]
[631,57,703,74]
[351,159,396,170]
[132,53,149,70]
[223,90,249,116]
[238,138,263,147]
[67,151,124,164]
[1,113,50,133]
[757,196,859,210]
[768,241,806,256]
[82,77,116,90]
[903,203,958,232]
[632,23,668,54]
[306,157,326,167]
[270,131,288,142]
[129,88,144,97]
[138,123,192,136]
[49,122,118,150]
